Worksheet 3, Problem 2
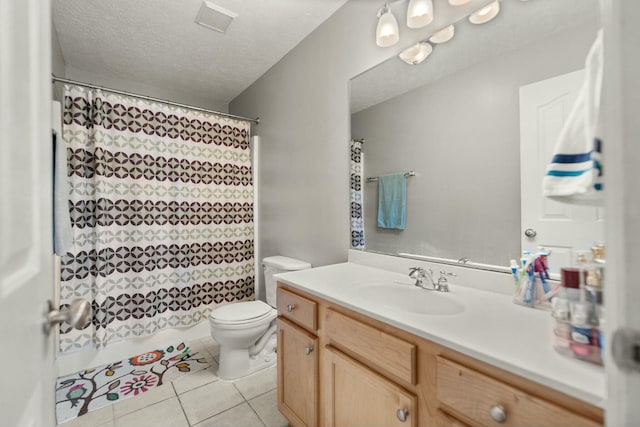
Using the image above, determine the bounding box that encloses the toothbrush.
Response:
[534,256,552,295]
[523,255,536,305]
[523,266,536,305]
[517,253,535,305]
[515,255,532,294]
[510,259,519,285]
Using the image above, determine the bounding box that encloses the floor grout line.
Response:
[246,398,268,427]
[111,384,177,421]
[244,385,278,403]
[172,382,192,427]
[175,376,221,397]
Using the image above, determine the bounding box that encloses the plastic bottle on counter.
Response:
[598,306,606,360]
[570,301,601,363]
[560,268,581,301]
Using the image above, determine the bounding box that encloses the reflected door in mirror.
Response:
[519,70,604,274]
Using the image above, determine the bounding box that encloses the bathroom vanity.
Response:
[275,262,604,427]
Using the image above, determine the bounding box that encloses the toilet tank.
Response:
[262,256,311,307]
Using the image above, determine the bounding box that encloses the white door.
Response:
[519,70,604,275]
[601,0,640,424]
[0,0,56,426]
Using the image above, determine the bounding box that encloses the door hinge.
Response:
[612,328,640,372]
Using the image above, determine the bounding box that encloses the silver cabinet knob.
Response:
[286,304,296,312]
[396,408,409,422]
[524,228,537,238]
[489,405,507,423]
[303,345,314,356]
[44,299,91,334]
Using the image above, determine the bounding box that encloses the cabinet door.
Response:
[324,346,417,427]
[277,318,318,427]
[433,410,469,427]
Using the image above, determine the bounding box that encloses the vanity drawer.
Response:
[325,308,416,385]
[277,286,317,332]
[436,357,600,427]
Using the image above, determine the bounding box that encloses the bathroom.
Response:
[1,0,639,426]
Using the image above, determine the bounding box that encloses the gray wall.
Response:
[229,0,487,292]
[351,24,596,265]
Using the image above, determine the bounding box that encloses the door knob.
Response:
[44,299,91,334]
[286,304,296,312]
[524,228,537,238]
[304,345,314,355]
[489,405,507,423]
[396,408,409,422]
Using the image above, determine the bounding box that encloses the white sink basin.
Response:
[357,282,465,316]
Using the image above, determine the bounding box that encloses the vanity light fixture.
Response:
[376,4,400,47]
[469,1,500,24]
[406,0,434,29]
[429,24,455,44]
[448,0,471,5]
[398,41,433,65]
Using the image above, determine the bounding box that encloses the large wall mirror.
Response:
[349,0,603,273]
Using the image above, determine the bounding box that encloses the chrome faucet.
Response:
[409,267,433,288]
[409,267,453,292]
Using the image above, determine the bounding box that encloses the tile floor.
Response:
[57,336,288,427]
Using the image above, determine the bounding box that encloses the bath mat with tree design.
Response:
[55,342,208,424]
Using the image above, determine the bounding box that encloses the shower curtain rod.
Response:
[51,75,260,125]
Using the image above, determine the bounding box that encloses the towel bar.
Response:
[366,170,415,182]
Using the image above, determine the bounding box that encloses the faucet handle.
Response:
[437,271,454,292]
[436,274,451,292]
[409,267,424,277]
[409,267,426,288]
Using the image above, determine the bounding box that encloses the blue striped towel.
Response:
[543,30,603,204]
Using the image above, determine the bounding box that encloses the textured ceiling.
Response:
[351,0,600,113]
[53,0,349,105]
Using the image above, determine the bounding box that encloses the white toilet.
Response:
[209,256,311,380]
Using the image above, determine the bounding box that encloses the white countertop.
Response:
[276,262,605,408]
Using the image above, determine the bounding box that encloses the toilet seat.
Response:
[210,301,276,330]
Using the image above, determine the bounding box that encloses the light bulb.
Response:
[398,42,433,65]
[376,6,400,47]
[477,4,493,16]
[448,0,471,5]
[469,1,500,24]
[429,25,455,44]
[407,0,434,29]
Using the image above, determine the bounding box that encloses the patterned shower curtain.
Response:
[350,139,365,249]
[59,85,254,353]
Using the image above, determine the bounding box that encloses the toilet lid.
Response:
[210,301,273,323]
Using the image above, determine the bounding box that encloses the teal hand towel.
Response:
[377,173,406,230]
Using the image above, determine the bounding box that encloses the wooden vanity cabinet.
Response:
[436,357,601,427]
[323,346,417,427]
[276,282,604,427]
[432,410,469,427]
[276,288,318,427]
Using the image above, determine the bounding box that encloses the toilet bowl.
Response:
[209,256,311,380]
